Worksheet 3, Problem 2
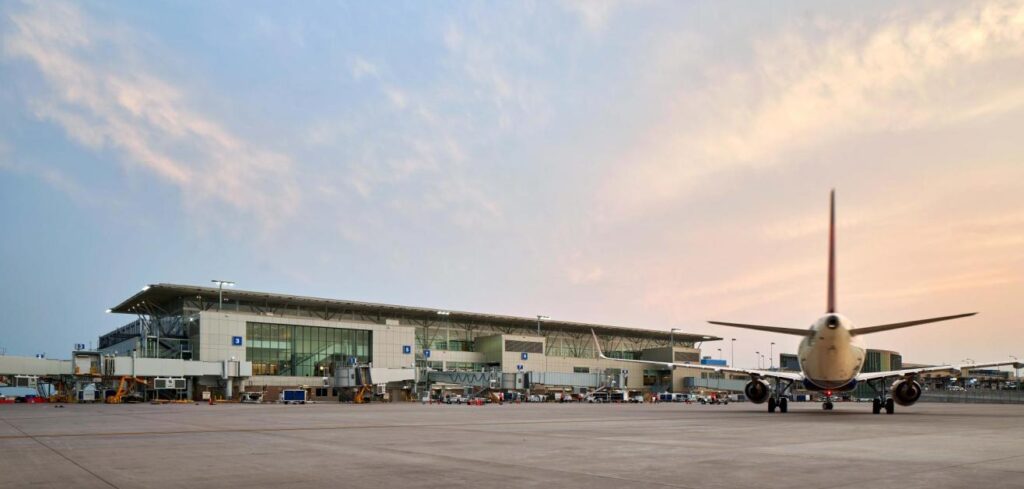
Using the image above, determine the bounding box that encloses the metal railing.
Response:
[920,390,1024,404]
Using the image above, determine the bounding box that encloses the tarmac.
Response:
[1,401,1023,489]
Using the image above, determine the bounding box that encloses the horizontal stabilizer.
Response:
[850,313,977,336]
[707,321,811,336]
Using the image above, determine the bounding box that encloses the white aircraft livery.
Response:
[592,190,1021,414]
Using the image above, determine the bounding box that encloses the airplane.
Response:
[591,190,1021,414]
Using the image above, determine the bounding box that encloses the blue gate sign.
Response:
[521,352,528,360]
[517,364,524,371]
[402,345,412,354]
[231,336,243,346]
[424,349,431,358]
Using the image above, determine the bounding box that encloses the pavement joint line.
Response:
[823,453,1024,489]
[373,444,702,489]
[0,415,120,489]
[0,413,771,440]
[7,406,1022,442]
[263,418,851,480]
[391,416,1024,470]
[258,426,701,489]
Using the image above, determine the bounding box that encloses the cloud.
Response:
[0,159,103,207]
[3,1,300,228]
[385,87,408,109]
[849,269,1022,302]
[605,0,1024,216]
[441,19,548,131]
[350,56,378,80]
[559,0,637,32]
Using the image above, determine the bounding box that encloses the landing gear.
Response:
[867,380,896,415]
[871,397,894,414]
[767,396,789,413]
[868,378,901,417]
[822,401,834,410]
[764,378,795,414]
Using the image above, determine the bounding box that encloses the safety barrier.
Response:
[919,390,1024,404]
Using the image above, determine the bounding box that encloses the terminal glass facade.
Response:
[246,322,372,376]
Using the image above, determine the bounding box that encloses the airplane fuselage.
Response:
[797,314,865,391]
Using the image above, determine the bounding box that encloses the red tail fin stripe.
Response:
[827,189,836,314]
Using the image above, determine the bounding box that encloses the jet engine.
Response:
[744,379,771,404]
[890,379,922,406]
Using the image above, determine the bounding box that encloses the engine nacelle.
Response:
[890,379,922,406]
[744,379,771,404]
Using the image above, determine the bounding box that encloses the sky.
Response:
[1,0,1022,369]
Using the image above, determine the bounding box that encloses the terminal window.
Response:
[246,322,372,376]
[505,340,543,353]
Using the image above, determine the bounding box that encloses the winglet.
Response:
[827,189,837,314]
[590,329,607,359]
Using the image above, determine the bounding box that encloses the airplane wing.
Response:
[855,360,1023,382]
[707,321,812,336]
[590,330,804,382]
[849,313,977,336]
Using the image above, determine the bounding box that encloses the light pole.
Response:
[536,315,549,336]
[770,342,775,370]
[717,348,722,360]
[1012,356,1019,388]
[761,354,766,370]
[731,338,735,367]
[755,351,760,369]
[211,280,234,310]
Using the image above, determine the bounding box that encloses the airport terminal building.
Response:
[86,283,722,400]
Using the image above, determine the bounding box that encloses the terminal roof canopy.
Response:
[109,283,720,344]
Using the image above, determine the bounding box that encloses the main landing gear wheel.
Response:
[872,398,882,415]
[768,397,777,413]
[822,401,834,410]
[779,397,788,413]
[885,398,895,415]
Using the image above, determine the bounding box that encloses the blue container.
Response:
[282,390,306,403]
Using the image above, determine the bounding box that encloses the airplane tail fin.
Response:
[849,313,977,336]
[827,189,837,314]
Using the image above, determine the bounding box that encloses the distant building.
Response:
[90,283,721,400]
[779,353,800,372]
[850,349,901,399]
